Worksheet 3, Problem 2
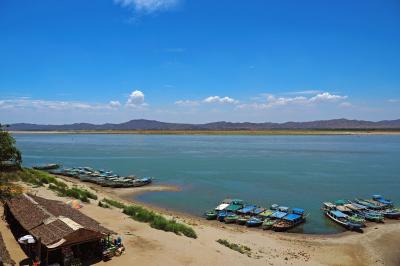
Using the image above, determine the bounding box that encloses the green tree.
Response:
[0,124,22,169]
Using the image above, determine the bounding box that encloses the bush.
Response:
[103,198,126,209]
[98,201,110,208]
[216,239,251,255]
[123,205,197,239]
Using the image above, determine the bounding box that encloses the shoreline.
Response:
[9,173,400,265]
[9,130,400,135]
[54,174,393,239]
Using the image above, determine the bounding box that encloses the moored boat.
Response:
[324,209,363,231]
[236,216,250,225]
[205,210,218,220]
[33,163,60,170]
[246,217,263,227]
[224,214,239,223]
[372,195,393,206]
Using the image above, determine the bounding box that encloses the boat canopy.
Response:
[251,207,266,215]
[335,199,347,206]
[237,205,257,214]
[225,204,243,212]
[271,211,287,219]
[323,202,336,209]
[292,208,304,215]
[350,202,367,210]
[259,210,274,217]
[283,213,301,221]
[215,203,229,211]
[270,204,279,210]
[278,206,289,212]
[331,210,347,218]
[230,199,244,205]
[336,206,351,212]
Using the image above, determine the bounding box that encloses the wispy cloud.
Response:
[203,96,239,104]
[0,98,121,110]
[175,96,239,107]
[238,92,348,109]
[114,0,179,14]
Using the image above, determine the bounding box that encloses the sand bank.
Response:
[4,176,400,266]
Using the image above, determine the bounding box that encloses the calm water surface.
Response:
[13,134,400,234]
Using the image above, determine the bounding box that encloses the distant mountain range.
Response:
[6,118,400,131]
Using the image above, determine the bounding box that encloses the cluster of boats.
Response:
[205,199,306,232]
[322,195,400,231]
[34,164,152,188]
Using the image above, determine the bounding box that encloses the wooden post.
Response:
[36,237,41,265]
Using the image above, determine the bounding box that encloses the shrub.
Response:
[123,205,197,239]
[103,198,126,209]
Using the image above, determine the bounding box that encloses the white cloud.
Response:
[114,0,179,13]
[0,98,114,110]
[109,100,122,108]
[309,92,347,102]
[174,100,199,107]
[238,92,348,110]
[203,96,239,104]
[126,90,146,107]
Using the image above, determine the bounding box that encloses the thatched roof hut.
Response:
[5,194,115,264]
[6,194,114,248]
[0,233,15,266]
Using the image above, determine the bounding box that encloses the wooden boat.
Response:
[379,208,400,219]
[272,208,306,232]
[225,204,244,212]
[324,210,363,231]
[354,199,384,210]
[246,217,263,227]
[250,207,266,216]
[224,214,239,223]
[262,218,276,230]
[258,210,275,219]
[237,205,257,215]
[217,211,233,222]
[372,195,393,206]
[205,210,218,220]
[236,216,250,225]
[33,163,60,170]
[345,203,384,223]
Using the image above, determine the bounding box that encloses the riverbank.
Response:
[5,173,400,266]
[9,129,400,135]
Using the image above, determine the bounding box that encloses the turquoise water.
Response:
[13,134,400,234]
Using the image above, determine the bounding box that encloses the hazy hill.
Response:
[7,118,400,131]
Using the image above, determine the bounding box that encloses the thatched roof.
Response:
[0,233,15,265]
[6,194,114,248]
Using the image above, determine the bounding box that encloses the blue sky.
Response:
[0,0,399,124]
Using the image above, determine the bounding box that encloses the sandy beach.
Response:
[1,174,399,266]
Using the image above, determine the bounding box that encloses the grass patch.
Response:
[102,198,126,209]
[216,239,251,256]
[123,205,197,239]
[98,201,110,208]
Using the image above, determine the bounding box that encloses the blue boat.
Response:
[246,217,263,227]
[272,213,305,231]
[372,195,393,206]
[237,205,257,215]
[325,210,363,231]
[217,210,234,222]
[250,207,266,216]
